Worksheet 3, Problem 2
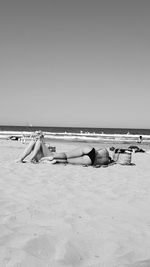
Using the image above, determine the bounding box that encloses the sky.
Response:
[0,0,150,128]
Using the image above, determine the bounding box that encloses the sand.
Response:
[0,140,150,267]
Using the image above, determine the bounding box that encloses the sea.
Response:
[1,125,150,150]
[0,125,150,135]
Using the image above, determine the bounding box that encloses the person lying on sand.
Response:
[39,146,111,166]
[16,131,55,163]
[16,134,111,166]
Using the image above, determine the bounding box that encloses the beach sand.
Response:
[0,140,150,267]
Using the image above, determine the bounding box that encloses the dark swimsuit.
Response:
[86,148,96,165]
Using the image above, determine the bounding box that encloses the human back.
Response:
[94,148,110,166]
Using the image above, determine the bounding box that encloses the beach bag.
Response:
[113,149,132,165]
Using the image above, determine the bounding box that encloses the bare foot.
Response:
[15,159,26,163]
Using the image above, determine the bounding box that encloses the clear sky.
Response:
[0,0,150,128]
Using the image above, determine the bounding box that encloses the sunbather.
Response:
[39,146,111,166]
[17,133,110,166]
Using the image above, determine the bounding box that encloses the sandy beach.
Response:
[0,140,150,267]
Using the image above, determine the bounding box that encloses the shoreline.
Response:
[0,136,149,155]
[0,130,150,145]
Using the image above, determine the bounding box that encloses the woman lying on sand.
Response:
[16,133,110,166]
[40,146,111,166]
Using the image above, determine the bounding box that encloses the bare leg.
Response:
[30,140,52,162]
[67,155,91,165]
[30,140,43,162]
[50,146,93,165]
[16,138,53,163]
[39,152,67,163]
[48,156,91,165]
[16,140,36,162]
[66,146,93,158]
[52,146,93,160]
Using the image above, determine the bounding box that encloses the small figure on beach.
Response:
[16,131,55,163]
[138,135,143,143]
